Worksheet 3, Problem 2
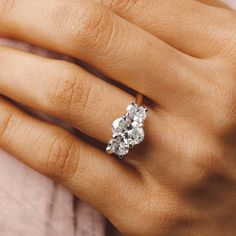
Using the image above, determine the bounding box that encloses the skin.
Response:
[0,0,236,235]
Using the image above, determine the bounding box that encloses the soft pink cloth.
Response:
[221,0,236,8]
[0,150,106,236]
[0,1,235,236]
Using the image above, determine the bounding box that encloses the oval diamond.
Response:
[109,135,129,156]
[127,127,145,147]
[112,117,130,134]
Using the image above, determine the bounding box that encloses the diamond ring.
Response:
[106,94,148,159]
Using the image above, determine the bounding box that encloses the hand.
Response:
[0,0,236,235]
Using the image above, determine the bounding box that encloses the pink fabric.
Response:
[0,1,234,235]
[0,150,106,236]
[221,0,236,8]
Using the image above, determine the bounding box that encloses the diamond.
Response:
[126,103,147,123]
[126,103,138,118]
[107,102,148,158]
[108,135,129,157]
[127,103,138,112]
[127,127,144,147]
[133,106,147,123]
[112,117,130,134]
[131,120,142,128]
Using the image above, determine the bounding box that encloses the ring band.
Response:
[106,94,148,159]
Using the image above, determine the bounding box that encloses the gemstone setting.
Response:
[106,102,148,159]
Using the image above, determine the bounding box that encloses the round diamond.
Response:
[127,127,144,147]
[109,135,129,156]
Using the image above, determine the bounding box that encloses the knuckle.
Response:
[77,76,93,117]
[47,64,87,117]
[51,2,114,53]
[46,135,79,179]
[46,62,93,120]
[132,192,194,235]
[192,139,223,171]
[189,149,225,188]
[198,151,223,174]
[0,0,15,18]
[74,4,114,51]
[53,71,78,112]
[50,2,73,29]
[179,140,224,189]
[80,4,107,35]
[100,0,139,12]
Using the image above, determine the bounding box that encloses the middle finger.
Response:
[0,0,196,106]
[0,46,136,143]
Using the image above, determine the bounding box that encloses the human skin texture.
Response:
[0,39,108,236]
[0,0,236,235]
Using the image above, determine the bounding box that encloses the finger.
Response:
[0,97,141,221]
[0,46,135,143]
[0,0,194,105]
[95,0,236,58]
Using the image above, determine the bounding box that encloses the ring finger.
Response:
[0,96,143,227]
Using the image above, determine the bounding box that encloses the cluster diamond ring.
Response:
[106,94,148,159]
